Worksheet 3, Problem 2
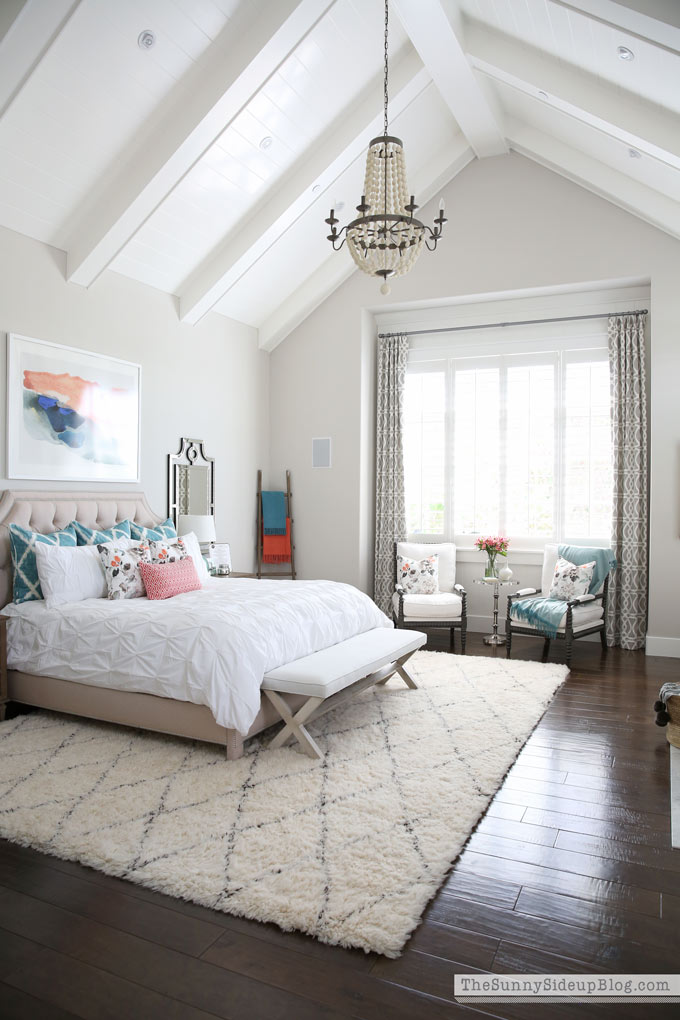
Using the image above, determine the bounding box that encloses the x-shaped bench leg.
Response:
[264,690,324,758]
[375,651,419,689]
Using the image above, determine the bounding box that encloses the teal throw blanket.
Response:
[557,545,616,595]
[261,490,287,535]
[510,596,567,639]
[510,546,616,639]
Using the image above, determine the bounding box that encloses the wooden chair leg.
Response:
[542,637,551,662]
[506,626,512,658]
[461,622,467,655]
[565,632,574,668]
[449,626,455,652]
[600,627,607,652]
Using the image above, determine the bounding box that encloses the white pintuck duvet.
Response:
[4,578,392,733]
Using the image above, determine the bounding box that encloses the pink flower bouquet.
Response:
[475,535,509,577]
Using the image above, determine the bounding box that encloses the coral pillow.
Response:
[139,557,202,600]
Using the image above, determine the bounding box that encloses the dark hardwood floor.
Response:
[1,633,678,1019]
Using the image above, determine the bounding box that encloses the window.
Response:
[404,332,612,547]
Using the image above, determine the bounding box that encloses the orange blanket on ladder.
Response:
[262,517,291,563]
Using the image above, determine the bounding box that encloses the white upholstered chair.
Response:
[393,542,467,653]
[506,543,610,666]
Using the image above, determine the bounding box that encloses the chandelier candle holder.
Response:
[325,0,446,294]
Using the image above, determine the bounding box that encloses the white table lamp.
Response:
[177,514,216,548]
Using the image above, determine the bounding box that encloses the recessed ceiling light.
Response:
[138,30,156,50]
[628,148,642,159]
[312,184,321,194]
[259,136,273,150]
[537,90,548,99]
[617,45,635,61]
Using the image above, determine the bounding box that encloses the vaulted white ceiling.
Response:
[1,0,678,349]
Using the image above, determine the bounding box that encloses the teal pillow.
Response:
[9,523,77,604]
[72,519,132,546]
[130,518,177,542]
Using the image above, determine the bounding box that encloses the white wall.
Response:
[270,153,680,654]
[0,226,269,573]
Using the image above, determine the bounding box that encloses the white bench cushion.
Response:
[511,603,604,633]
[393,591,462,621]
[262,627,426,699]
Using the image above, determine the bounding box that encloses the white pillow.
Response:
[35,543,109,607]
[549,557,595,601]
[172,532,209,584]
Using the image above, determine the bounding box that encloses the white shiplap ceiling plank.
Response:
[467,23,680,170]
[552,0,680,50]
[392,0,507,158]
[0,0,82,118]
[64,0,336,287]
[178,49,431,324]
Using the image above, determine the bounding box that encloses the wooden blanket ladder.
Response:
[256,469,296,579]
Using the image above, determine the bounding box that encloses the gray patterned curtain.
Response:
[607,312,648,649]
[374,334,408,614]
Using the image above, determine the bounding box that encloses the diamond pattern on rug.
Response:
[0,651,567,957]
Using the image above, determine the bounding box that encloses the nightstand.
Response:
[210,571,255,578]
[0,615,8,721]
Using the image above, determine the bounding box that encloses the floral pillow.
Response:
[549,557,595,601]
[147,537,187,564]
[397,553,439,594]
[97,543,150,600]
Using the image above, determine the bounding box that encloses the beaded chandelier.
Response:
[325,0,446,294]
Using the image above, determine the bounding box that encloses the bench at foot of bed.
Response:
[261,627,427,759]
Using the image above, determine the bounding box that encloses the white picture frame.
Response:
[7,333,141,482]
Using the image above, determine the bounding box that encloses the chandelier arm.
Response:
[329,226,348,251]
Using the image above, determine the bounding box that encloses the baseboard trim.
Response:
[646,635,680,658]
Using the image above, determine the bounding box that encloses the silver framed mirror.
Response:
[168,438,214,528]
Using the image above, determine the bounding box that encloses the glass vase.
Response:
[484,553,498,578]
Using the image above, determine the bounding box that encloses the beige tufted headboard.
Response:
[0,490,164,608]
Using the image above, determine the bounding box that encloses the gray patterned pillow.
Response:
[397,553,439,594]
[98,543,151,600]
[549,557,595,600]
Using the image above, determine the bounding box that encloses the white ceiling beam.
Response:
[0,0,82,119]
[64,0,335,288]
[391,0,507,158]
[507,119,680,241]
[466,22,680,170]
[257,134,475,352]
[552,0,680,51]
[179,50,431,325]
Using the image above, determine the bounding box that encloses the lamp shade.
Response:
[177,514,216,543]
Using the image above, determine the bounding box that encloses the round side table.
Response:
[473,578,520,646]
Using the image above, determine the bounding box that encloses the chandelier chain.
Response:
[324,0,446,286]
[383,0,389,137]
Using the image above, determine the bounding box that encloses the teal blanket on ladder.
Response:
[509,546,616,639]
[261,491,287,535]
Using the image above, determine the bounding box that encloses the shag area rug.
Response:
[0,651,567,956]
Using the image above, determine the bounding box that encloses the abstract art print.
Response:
[7,334,140,482]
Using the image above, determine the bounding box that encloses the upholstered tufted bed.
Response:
[0,490,391,759]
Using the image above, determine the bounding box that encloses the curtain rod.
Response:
[377,308,648,339]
